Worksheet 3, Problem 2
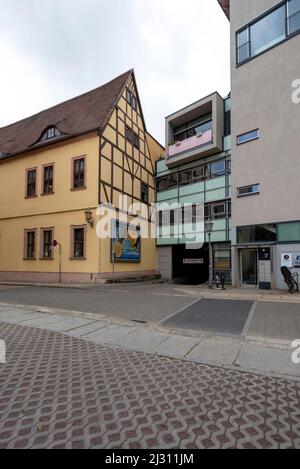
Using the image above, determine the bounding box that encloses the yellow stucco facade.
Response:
[0,72,164,283]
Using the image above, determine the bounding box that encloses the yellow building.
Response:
[0,70,164,283]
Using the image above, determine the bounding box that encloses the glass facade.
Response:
[156,159,230,192]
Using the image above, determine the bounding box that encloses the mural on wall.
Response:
[111,220,141,263]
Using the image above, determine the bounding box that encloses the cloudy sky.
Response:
[0,0,230,144]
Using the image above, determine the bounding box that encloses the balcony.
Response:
[168,129,213,159]
[165,92,224,168]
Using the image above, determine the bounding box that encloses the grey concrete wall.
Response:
[230,0,300,229]
[157,246,172,280]
[275,244,300,289]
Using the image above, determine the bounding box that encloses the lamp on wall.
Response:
[84,208,94,227]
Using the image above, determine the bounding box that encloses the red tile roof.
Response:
[0,70,132,158]
[218,0,230,19]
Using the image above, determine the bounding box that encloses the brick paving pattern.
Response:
[0,320,300,449]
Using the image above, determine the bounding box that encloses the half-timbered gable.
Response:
[99,71,161,213]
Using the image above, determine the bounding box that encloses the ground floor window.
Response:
[213,247,231,283]
[71,226,86,259]
[24,230,36,260]
[41,229,54,259]
[237,224,277,244]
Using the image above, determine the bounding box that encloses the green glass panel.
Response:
[206,176,226,191]
[205,188,226,202]
[180,194,205,204]
[179,182,205,196]
[224,135,232,151]
[157,190,178,202]
[212,219,226,230]
[156,159,168,174]
[211,231,227,242]
[157,238,178,246]
[277,222,300,242]
[224,97,231,112]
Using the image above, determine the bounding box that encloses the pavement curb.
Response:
[1,301,299,383]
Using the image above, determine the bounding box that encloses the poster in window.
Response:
[111,220,141,263]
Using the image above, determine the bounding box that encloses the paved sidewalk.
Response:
[180,286,300,303]
[0,305,299,379]
[1,319,300,449]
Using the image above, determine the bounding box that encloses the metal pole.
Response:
[58,243,62,284]
[209,233,213,289]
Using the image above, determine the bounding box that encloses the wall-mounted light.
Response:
[84,208,94,227]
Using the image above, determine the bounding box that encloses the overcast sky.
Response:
[0,0,230,144]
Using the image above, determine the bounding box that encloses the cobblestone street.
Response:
[0,320,300,449]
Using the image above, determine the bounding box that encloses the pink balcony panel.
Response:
[168,129,213,158]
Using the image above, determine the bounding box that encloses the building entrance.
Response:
[240,249,258,287]
[172,244,209,285]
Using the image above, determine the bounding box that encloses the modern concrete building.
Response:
[156,93,232,284]
[218,0,300,290]
[156,0,300,290]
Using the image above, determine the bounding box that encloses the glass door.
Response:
[240,249,258,287]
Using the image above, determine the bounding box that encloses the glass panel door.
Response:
[240,249,258,287]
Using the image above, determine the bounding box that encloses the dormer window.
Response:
[39,126,61,143]
[47,127,55,139]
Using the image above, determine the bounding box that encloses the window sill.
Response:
[39,257,54,261]
[25,195,38,199]
[71,187,87,192]
[237,192,260,198]
[23,258,37,261]
[69,257,87,261]
[41,192,55,196]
